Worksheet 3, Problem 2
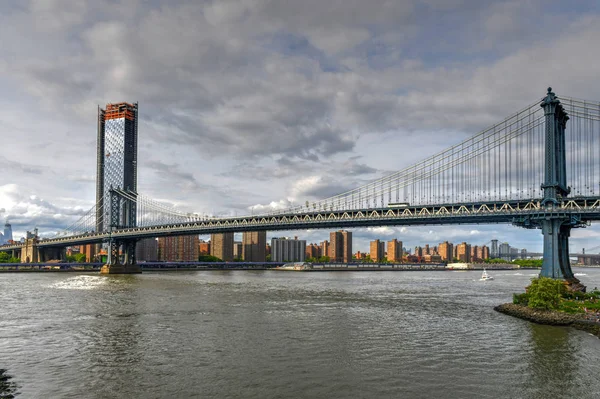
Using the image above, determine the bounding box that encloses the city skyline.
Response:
[2,2,600,253]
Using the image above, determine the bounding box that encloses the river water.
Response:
[1,269,599,398]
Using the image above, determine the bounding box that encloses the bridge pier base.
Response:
[540,219,585,292]
[100,263,142,274]
[100,237,141,275]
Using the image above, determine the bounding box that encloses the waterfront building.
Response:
[306,243,320,259]
[423,254,442,263]
[210,233,234,261]
[482,245,490,260]
[424,244,431,255]
[136,238,158,261]
[370,240,386,262]
[438,241,453,261]
[320,240,330,258]
[96,102,138,233]
[330,230,352,263]
[414,246,423,257]
[491,239,499,258]
[499,242,511,260]
[158,235,199,262]
[199,240,210,255]
[242,231,266,262]
[471,245,480,262]
[271,237,306,262]
[456,242,471,263]
[387,239,403,263]
[233,241,242,259]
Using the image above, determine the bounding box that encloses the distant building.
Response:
[136,238,158,262]
[1,220,12,245]
[471,245,480,262]
[306,243,320,259]
[271,237,306,262]
[387,239,403,263]
[321,240,330,258]
[158,235,199,262]
[423,254,442,263]
[210,233,234,261]
[199,240,211,255]
[499,242,511,260]
[438,241,453,261]
[482,245,490,260]
[456,242,471,263]
[491,239,499,258]
[370,240,385,262]
[233,241,242,259]
[424,244,431,255]
[414,246,423,257]
[242,231,266,262]
[330,230,352,263]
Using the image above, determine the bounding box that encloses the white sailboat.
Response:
[479,268,494,281]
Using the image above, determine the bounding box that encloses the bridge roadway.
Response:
[2,196,600,250]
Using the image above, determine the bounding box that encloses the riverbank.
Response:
[495,303,600,338]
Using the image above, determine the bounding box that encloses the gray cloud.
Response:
[2,0,600,247]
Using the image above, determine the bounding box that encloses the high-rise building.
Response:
[470,245,480,261]
[320,240,330,259]
[456,242,471,263]
[330,230,352,263]
[96,102,138,233]
[158,235,199,262]
[306,243,320,259]
[136,238,158,261]
[482,245,490,260]
[370,240,385,262]
[271,237,306,262]
[233,241,243,259]
[387,239,403,263]
[2,220,12,244]
[424,244,431,255]
[438,241,453,261]
[242,231,266,262]
[199,240,211,255]
[211,233,234,261]
[499,242,511,260]
[491,239,499,258]
[414,246,423,257]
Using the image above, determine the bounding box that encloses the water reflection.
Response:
[0,369,18,398]
[526,324,577,398]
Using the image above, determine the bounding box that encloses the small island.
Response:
[495,277,600,338]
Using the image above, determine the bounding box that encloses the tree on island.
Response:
[0,252,20,263]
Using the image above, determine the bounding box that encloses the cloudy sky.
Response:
[1,0,600,253]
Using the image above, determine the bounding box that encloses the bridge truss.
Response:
[2,88,600,286]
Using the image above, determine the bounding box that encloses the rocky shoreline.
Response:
[494,303,600,338]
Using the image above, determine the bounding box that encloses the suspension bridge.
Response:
[1,88,599,288]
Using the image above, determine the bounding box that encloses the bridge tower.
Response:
[100,189,140,274]
[97,102,141,274]
[516,88,585,291]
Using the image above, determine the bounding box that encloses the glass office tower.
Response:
[96,102,138,232]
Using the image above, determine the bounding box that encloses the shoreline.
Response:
[494,303,600,338]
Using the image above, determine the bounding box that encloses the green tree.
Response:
[527,277,566,310]
[0,252,10,263]
[266,254,272,262]
[74,253,86,263]
[198,255,222,262]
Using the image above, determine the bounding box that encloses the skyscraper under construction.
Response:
[96,102,138,233]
